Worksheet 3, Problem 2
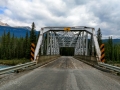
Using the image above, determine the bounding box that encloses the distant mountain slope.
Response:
[102,39,120,44]
[0,21,9,26]
[0,26,39,37]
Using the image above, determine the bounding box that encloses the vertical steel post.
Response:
[85,32,88,56]
[34,28,43,60]
[41,34,45,55]
[50,31,52,55]
[53,33,55,55]
[82,31,84,55]
[47,31,49,55]
[91,30,95,56]
[54,35,57,55]
[80,32,82,55]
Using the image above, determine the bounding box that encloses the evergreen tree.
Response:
[104,36,115,62]
[1,31,6,59]
[30,22,36,44]
[23,32,27,57]
[97,28,102,46]
[0,30,32,60]
[0,42,2,59]
[11,34,15,58]
[6,31,11,59]
[26,38,31,59]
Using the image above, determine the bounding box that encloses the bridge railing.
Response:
[74,55,120,73]
[0,55,60,75]
[98,62,120,73]
[0,61,36,75]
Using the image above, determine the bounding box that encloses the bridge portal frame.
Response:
[34,26,101,62]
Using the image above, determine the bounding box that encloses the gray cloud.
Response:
[0,0,120,38]
[84,0,120,38]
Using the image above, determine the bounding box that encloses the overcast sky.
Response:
[0,0,120,39]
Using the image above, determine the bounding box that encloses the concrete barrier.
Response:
[37,55,60,63]
[74,55,97,65]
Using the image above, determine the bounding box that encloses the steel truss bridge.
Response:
[0,26,120,90]
[34,26,101,62]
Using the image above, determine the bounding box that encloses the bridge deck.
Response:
[0,56,120,90]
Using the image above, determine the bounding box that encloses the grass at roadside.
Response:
[0,59,30,66]
[0,55,60,66]
[105,61,120,67]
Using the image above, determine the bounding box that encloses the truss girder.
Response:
[34,26,101,62]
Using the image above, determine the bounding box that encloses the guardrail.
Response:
[74,56,120,73]
[0,61,36,75]
[98,62,120,73]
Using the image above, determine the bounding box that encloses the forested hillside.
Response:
[0,22,39,60]
[97,28,120,64]
[103,39,120,44]
[0,26,31,37]
[0,26,120,64]
[104,37,120,63]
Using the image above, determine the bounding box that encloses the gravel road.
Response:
[0,56,120,90]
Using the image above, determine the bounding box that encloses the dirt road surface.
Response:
[0,56,120,90]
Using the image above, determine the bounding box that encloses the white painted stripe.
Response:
[70,58,77,69]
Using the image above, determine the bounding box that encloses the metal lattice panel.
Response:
[34,26,101,62]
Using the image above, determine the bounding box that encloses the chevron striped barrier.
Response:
[31,43,35,61]
[100,44,105,62]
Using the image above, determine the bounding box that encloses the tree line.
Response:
[0,24,120,63]
[0,22,38,60]
[104,37,120,63]
[97,28,120,63]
